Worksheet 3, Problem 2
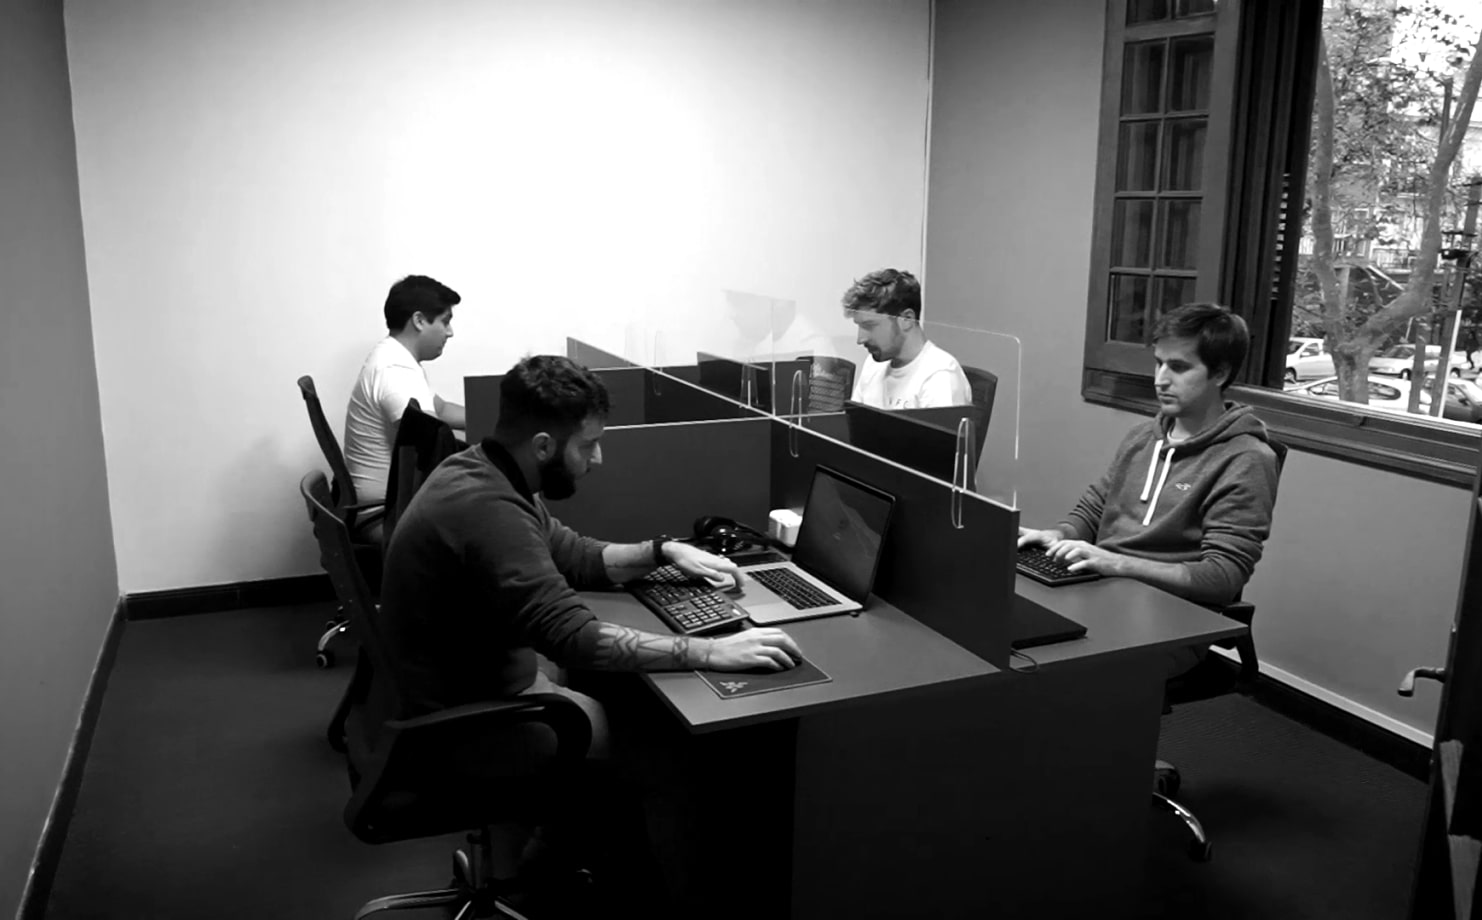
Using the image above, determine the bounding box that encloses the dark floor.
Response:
[42,603,1427,920]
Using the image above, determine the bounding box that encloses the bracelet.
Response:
[651,534,673,567]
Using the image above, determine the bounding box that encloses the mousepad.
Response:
[694,657,832,699]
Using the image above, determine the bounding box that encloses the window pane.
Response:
[1122,42,1165,115]
[1113,199,1157,268]
[1128,0,1170,24]
[1175,0,1216,17]
[1154,275,1198,320]
[1109,274,1150,343]
[1168,37,1213,111]
[1163,118,1206,190]
[1159,200,1201,269]
[1117,122,1161,191]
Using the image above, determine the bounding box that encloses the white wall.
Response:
[65,0,931,592]
[925,0,1461,739]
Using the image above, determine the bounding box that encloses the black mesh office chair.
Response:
[1153,437,1289,862]
[962,365,998,463]
[297,375,384,666]
[806,357,856,413]
[302,470,592,919]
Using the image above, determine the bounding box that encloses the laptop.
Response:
[728,466,896,625]
[1009,596,1088,649]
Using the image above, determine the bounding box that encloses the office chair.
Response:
[806,357,856,413]
[1153,437,1288,862]
[961,365,998,464]
[297,375,384,667]
[303,470,593,919]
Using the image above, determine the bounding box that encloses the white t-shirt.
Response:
[343,337,438,503]
[851,340,972,410]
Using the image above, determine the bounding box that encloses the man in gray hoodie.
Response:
[1018,303,1279,672]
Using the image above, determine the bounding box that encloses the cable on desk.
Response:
[1009,649,1039,673]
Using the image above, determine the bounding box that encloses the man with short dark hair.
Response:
[343,274,468,504]
[1018,303,1279,669]
[844,268,971,409]
[376,354,801,912]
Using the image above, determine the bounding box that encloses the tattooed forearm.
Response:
[588,623,711,671]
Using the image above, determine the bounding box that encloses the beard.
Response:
[539,453,579,500]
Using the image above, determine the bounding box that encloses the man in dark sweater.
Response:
[376,354,800,912]
[1017,303,1279,676]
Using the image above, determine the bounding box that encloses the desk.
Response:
[581,577,1243,919]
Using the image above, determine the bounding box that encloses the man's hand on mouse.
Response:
[705,627,802,671]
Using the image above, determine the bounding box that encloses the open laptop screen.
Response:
[792,467,895,603]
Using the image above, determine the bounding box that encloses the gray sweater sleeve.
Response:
[1182,448,1279,604]
[541,506,612,590]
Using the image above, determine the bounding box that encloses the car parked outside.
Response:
[1421,374,1482,423]
[1288,375,1411,409]
[1289,374,1482,424]
[1369,344,1441,380]
[1285,337,1334,383]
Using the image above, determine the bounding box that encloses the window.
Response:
[1085,0,1237,374]
[1082,0,1482,486]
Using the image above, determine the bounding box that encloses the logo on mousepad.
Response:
[696,658,832,699]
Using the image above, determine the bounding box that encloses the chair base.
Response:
[316,612,349,668]
[355,830,534,920]
[1152,790,1213,862]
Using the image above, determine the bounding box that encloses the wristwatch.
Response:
[652,535,674,567]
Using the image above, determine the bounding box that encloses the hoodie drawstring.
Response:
[1141,445,1176,526]
[1139,439,1163,502]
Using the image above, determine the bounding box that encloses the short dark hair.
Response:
[384,275,460,333]
[842,268,923,320]
[495,356,611,439]
[1152,303,1250,388]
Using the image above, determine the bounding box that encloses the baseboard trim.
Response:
[124,573,335,620]
[17,598,127,920]
[1210,646,1433,781]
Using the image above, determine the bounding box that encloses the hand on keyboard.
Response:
[1040,539,1124,577]
[666,541,741,584]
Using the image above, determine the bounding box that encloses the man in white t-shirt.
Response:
[343,274,467,505]
[844,268,971,409]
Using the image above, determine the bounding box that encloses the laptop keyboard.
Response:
[748,568,837,610]
[630,566,748,635]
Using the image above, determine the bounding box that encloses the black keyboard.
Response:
[748,567,837,610]
[630,566,749,635]
[1016,546,1103,587]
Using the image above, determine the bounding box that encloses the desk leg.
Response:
[789,654,1164,920]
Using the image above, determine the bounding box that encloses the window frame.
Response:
[1081,0,1481,488]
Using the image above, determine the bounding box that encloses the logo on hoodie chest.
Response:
[1173,482,1192,491]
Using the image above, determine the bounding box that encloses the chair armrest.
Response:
[1216,601,1254,627]
[344,501,387,535]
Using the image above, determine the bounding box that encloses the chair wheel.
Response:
[315,651,334,669]
[1154,764,1181,798]
[1188,839,1213,862]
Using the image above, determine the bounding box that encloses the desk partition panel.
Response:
[770,419,1017,668]
[565,337,635,370]
[536,417,774,543]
